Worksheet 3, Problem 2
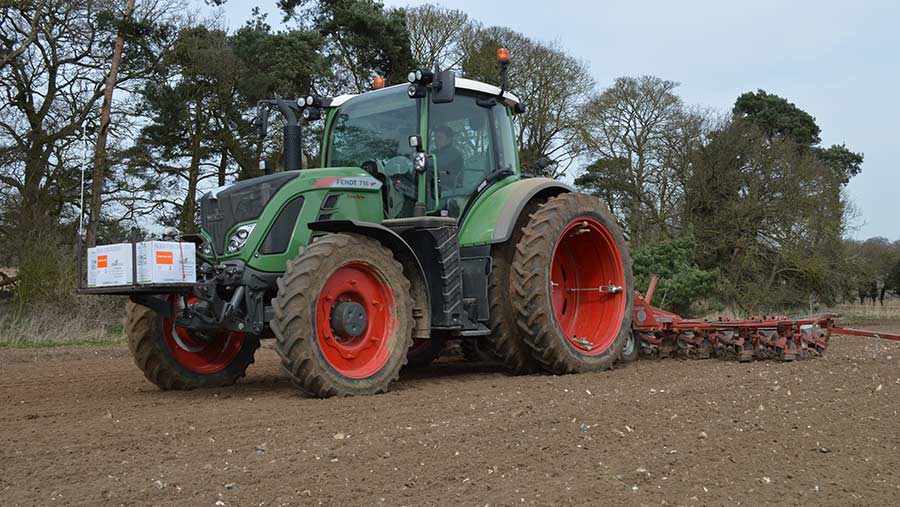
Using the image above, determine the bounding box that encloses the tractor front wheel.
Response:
[272,233,413,397]
[511,193,634,374]
[125,298,259,390]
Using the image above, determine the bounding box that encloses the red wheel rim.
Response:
[549,216,626,356]
[315,262,396,379]
[162,296,246,374]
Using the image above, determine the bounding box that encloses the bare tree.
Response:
[0,0,47,69]
[406,4,472,71]
[0,0,111,234]
[461,27,592,177]
[0,0,179,250]
[576,76,703,246]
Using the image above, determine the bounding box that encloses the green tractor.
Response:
[124,51,634,397]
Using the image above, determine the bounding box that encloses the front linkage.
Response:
[176,260,272,336]
[127,257,274,340]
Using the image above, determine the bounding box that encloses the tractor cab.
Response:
[317,72,523,222]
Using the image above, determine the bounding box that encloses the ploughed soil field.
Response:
[3,320,900,507]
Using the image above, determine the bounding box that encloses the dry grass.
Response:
[0,297,125,348]
[829,301,900,321]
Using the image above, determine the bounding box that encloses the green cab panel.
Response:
[457,176,571,247]
[219,167,385,273]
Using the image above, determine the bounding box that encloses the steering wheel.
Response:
[361,156,416,218]
[382,156,417,202]
[382,155,413,177]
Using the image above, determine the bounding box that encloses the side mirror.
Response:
[431,70,456,104]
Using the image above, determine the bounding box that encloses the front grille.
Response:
[200,198,228,255]
[259,196,304,255]
[200,172,298,255]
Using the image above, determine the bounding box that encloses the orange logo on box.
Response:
[97,255,108,268]
[156,251,174,265]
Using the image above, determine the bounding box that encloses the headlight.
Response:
[200,241,214,257]
[407,68,433,85]
[302,107,321,121]
[407,84,426,98]
[227,224,255,254]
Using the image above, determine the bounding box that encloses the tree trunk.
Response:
[20,149,47,226]
[86,0,137,247]
[217,149,228,187]
[180,100,205,233]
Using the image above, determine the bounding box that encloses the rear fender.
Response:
[458,178,571,247]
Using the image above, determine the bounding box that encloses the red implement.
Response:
[629,276,899,361]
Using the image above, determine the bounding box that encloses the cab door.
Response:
[427,93,509,217]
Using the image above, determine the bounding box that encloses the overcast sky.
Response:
[214,0,899,241]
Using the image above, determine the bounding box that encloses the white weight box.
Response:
[87,241,196,287]
[87,243,133,288]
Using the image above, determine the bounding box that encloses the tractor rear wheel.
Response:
[272,233,413,397]
[460,337,498,363]
[511,193,634,374]
[487,233,542,375]
[125,298,259,390]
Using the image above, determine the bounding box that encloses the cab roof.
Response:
[328,77,521,109]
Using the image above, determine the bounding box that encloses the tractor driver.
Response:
[433,125,464,190]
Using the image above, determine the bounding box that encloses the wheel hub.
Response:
[315,262,396,379]
[330,301,368,338]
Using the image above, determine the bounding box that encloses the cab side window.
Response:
[429,94,496,215]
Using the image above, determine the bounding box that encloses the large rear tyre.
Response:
[460,337,498,363]
[511,193,634,374]
[272,233,413,397]
[125,298,259,390]
[486,202,543,375]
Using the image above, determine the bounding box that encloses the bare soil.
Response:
[3,321,900,506]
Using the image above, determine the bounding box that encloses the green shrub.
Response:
[632,233,717,316]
